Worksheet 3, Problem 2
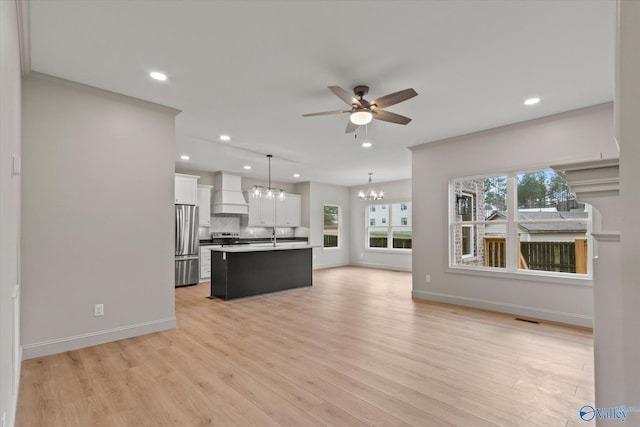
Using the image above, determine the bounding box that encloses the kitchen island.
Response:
[208,244,313,300]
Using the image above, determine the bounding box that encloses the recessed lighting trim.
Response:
[243,165,252,170]
[150,71,167,81]
[293,173,300,178]
[524,97,540,105]
[361,141,373,148]
[219,135,231,141]
[180,154,190,160]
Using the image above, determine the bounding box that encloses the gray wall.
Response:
[21,73,179,358]
[618,0,640,411]
[349,179,412,271]
[295,181,350,269]
[0,0,23,424]
[410,103,618,327]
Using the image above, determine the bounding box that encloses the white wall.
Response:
[21,73,179,358]
[410,103,618,327]
[618,0,640,412]
[0,1,23,424]
[296,181,350,269]
[350,179,412,271]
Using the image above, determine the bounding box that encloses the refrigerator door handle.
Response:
[176,207,183,254]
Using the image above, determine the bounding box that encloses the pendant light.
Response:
[358,173,384,201]
[252,154,285,200]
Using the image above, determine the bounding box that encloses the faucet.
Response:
[272,226,277,247]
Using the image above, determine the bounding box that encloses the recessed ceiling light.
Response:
[180,154,190,160]
[293,173,300,178]
[362,141,373,148]
[524,97,540,105]
[149,71,167,81]
[219,135,231,141]
[243,165,251,170]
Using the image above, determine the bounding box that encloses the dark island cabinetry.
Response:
[209,246,312,300]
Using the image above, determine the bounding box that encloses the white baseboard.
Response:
[21,317,176,360]
[412,290,593,328]
[313,261,349,270]
[351,261,412,272]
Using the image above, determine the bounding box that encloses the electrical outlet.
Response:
[425,274,431,284]
[94,304,104,317]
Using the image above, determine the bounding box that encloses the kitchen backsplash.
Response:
[210,216,240,232]
[198,216,307,240]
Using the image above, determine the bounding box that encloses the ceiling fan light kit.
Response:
[303,84,418,133]
[350,109,373,125]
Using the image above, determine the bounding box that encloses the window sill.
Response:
[364,248,412,255]
[446,265,593,287]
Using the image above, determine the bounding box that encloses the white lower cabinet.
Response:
[199,245,221,282]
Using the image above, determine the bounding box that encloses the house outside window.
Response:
[450,171,590,276]
[323,204,340,249]
[366,202,412,250]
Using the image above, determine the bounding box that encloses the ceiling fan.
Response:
[303,85,418,133]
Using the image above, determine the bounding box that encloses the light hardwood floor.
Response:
[16,266,594,426]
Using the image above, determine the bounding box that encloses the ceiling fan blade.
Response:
[373,110,412,125]
[371,88,417,109]
[345,120,358,133]
[302,109,350,117]
[329,86,362,108]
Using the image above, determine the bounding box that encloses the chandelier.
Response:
[252,154,285,200]
[358,173,384,201]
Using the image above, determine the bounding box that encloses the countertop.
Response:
[200,237,308,246]
[210,244,316,253]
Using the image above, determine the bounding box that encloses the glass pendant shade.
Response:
[252,154,286,200]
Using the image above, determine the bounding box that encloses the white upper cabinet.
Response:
[197,185,213,226]
[277,194,301,227]
[246,192,277,227]
[174,173,199,205]
[246,192,301,227]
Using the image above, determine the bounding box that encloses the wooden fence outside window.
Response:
[483,237,587,274]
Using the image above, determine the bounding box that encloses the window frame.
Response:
[449,171,593,280]
[365,201,412,252]
[459,192,475,259]
[322,203,341,250]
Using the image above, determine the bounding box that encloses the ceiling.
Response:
[27,0,615,187]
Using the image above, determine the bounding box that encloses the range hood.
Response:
[212,172,248,215]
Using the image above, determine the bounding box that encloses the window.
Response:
[323,204,340,249]
[366,202,412,250]
[450,171,590,276]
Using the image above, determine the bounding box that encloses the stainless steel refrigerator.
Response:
[175,204,199,287]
